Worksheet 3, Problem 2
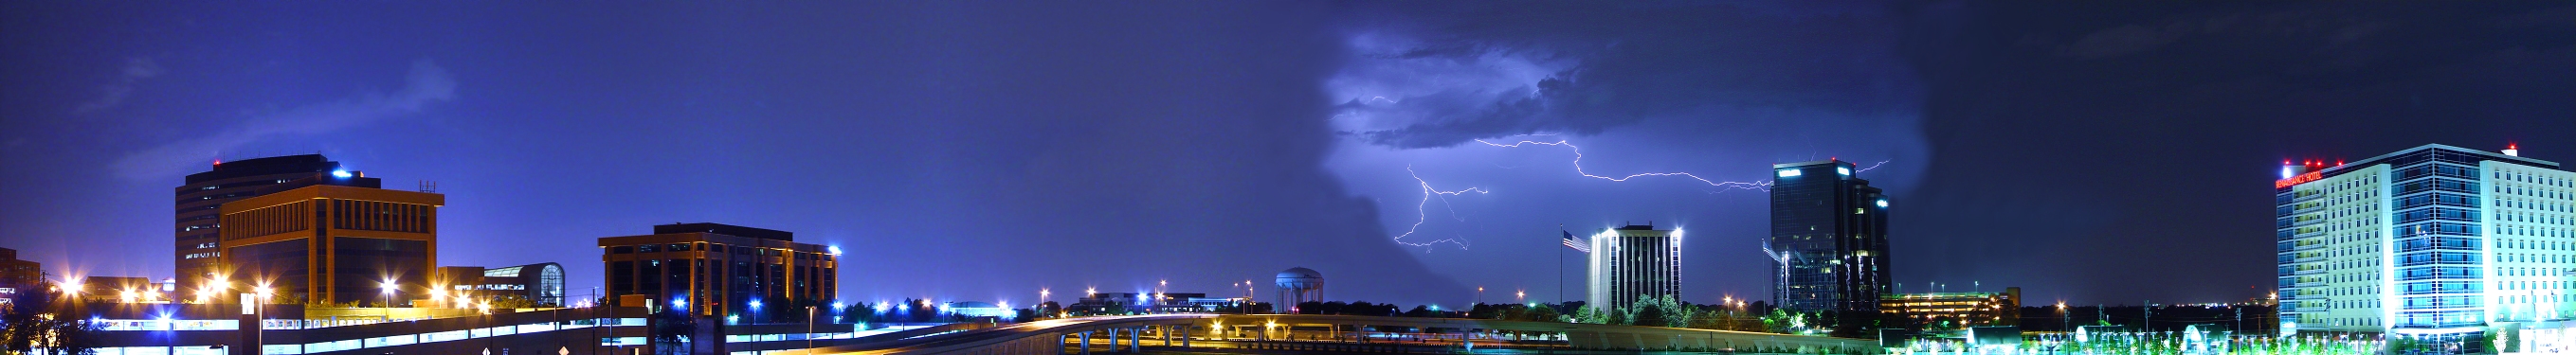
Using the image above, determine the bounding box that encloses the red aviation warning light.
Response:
[2277,158,2322,187]
[2504,143,2520,157]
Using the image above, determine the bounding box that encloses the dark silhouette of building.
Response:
[0,247,39,309]
[1769,159,1892,314]
[176,154,355,293]
[216,173,441,305]
[600,222,838,320]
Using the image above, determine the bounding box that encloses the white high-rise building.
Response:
[2274,143,2575,345]
[1588,224,1681,312]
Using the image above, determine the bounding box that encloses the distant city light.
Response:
[331,169,353,178]
[1777,169,1801,177]
[1877,200,1888,208]
[1837,167,1851,175]
[827,245,843,255]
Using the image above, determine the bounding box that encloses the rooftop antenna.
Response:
[417,181,437,193]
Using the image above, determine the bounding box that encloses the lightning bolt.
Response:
[1472,137,1776,191]
[1389,134,1893,252]
[1394,165,1488,250]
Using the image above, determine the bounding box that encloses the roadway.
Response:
[809,313,1880,355]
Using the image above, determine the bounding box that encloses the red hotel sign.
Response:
[2277,171,2323,188]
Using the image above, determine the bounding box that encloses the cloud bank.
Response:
[111,59,455,180]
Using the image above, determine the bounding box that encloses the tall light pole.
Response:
[2058,302,2068,332]
[381,278,398,321]
[751,299,764,325]
[806,306,817,351]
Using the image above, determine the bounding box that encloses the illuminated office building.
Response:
[175,154,350,292]
[601,222,839,319]
[2274,143,2573,343]
[1587,224,1680,311]
[216,173,443,305]
[1769,160,1893,314]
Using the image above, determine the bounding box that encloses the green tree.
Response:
[2,313,107,355]
[649,307,698,355]
[1525,304,1562,322]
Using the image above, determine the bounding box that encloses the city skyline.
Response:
[3,1,2573,310]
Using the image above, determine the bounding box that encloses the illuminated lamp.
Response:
[1837,167,1851,175]
[331,169,353,178]
[1876,200,1889,208]
[1777,169,1802,178]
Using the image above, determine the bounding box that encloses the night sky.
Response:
[3,1,2568,308]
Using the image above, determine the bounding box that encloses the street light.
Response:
[381,278,398,321]
[751,299,763,324]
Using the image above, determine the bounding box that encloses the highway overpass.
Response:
[811,313,1882,354]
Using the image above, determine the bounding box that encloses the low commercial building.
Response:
[436,262,568,307]
[1071,292,1231,313]
[1879,287,2021,328]
[0,247,39,309]
[600,222,839,320]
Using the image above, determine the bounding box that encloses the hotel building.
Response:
[1587,224,1680,311]
[1769,160,1894,314]
[2274,143,2573,342]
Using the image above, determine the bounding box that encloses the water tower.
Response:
[1275,267,1324,311]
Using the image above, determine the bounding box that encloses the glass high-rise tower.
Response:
[2274,143,2573,345]
[1769,159,1892,314]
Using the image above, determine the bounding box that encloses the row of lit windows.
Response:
[221,201,311,240]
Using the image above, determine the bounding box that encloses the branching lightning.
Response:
[1394,165,1488,250]
[1472,138,1776,191]
[1388,134,1893,252]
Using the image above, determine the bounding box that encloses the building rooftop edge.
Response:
[2315,143,2561,176]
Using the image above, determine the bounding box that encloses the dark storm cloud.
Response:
[1332,2,1917,149]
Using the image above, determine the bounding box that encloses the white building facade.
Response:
[1588,224,1680,312]
[2274,144,2574,343]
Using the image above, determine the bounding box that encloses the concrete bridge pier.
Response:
[1079,330,1092,355]
[1125,327,1140,352]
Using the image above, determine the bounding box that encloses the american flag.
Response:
[1561,230,1589,253]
